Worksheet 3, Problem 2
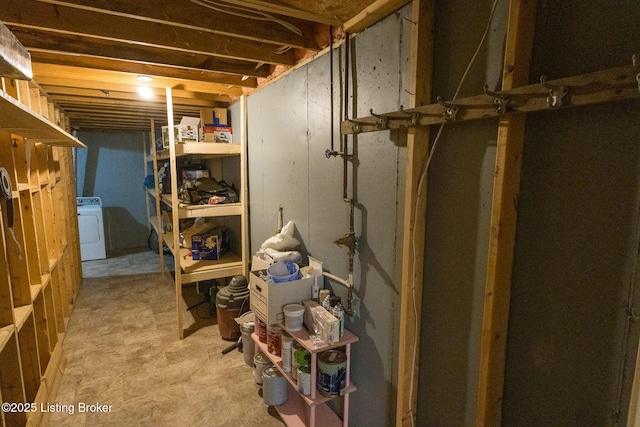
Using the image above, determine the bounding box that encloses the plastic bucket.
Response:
[283,303,305,331]
[267,261,300,283]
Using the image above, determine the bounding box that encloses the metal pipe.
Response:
[330,25,334,153]
[343,32,350,200]
[323,271,351,288]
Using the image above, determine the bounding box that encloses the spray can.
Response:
[281,330,293,373]
[332,302,345,337]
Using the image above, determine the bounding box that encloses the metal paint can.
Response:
[253,352,273,388]
[262,367,287,406]
[291,342,310,382]
[317,349,347,396]
[267,324,282,356]
[297,364,311,395]
[256,315,267,343]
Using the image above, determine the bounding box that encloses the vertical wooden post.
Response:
[476,1,537,425]
[165,88,183,340]
[396,1,434,425]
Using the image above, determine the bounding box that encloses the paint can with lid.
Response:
[297,364,311,395]
[262,366,287,406]
[256,315,267,343]
[291,342,310,381]
[267,324,282,356]
[253,352,273,388]
[317,349,347,396]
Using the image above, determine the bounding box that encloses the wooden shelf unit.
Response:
[148,90,249,339]
[0,77,83,427]
[252,325,359,427]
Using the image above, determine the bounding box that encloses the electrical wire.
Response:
[189,0,303,36]
[407,0,501,425]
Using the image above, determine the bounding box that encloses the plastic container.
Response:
[267,261,300,283]
[283,303,305,331]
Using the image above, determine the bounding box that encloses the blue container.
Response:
[267,261,300,283]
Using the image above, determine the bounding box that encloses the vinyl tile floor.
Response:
[46,249,284,427]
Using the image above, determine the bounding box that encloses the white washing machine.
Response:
[77,197,106,261]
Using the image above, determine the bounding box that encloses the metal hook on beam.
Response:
[540,75,569,108]
[483,85,510,114]
[399,105,422,126]
[436,96,459,122]
[346,119,364,134]
[369,109,389,130]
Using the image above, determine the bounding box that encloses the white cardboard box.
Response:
[249,270,314,325]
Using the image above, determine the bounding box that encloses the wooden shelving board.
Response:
[0,325,15,353]
[0,90,85,147]
[14,305,32,331]
[156,142,241,160]
[30,284,42,302]
[160,194,242,218]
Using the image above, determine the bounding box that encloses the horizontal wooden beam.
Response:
[37,0,322,50]
[39,87,221,108]
[217,0,343,25]
[29,51,257,88]
[9,27,271,78]
[341,64,640,134]
[32,63,241,97]
[1,0,296,66]
[344,0,411,33]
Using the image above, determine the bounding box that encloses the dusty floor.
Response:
[46,249,284,426]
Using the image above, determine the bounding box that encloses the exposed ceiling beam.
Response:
[1,0,296,66]
[8,27,272,78]
[213,0,343,25]
[31,63,243,97]
[36,0,322,50]
[344,0,410,33]
[39,86,222,108]
[29,51,257,88]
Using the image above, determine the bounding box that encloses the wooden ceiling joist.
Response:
[36,0,323,50]
[39,87,221,108]
[31,64,243,97]
[1,0,296,67]
[9,27,272,79]
[29,51,258,88]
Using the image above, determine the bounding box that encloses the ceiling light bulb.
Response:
[138,85,154,100]
[137,75,153,83]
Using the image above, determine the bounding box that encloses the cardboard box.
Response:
[200,108,228,126]
[251,255,271,272]
[203,125,232,143]
[191,227,229,260]
[250,270,314,325]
